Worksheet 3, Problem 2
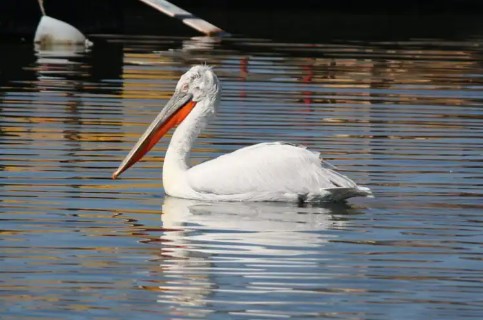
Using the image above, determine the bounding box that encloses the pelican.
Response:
[113,65,372,202]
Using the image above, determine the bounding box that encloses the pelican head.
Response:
[113,65,220,179]
[176,65,220,103]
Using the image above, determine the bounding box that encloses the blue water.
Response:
[0,35,482,319]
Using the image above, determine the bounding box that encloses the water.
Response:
[0,35,482,319]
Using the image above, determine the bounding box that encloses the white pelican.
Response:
[113,65,372,202]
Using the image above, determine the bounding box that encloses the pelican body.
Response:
[113,65,372,202]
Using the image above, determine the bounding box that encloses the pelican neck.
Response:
[163,100,213,174]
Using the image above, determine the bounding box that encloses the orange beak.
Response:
[112,92,196,179]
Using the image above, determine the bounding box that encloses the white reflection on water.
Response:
[154,196,362,315]
[161,196,357,251]
[35,43,90,64]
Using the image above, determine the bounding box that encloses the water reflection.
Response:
[160,196,358,250]
[150,197,362,317]
[181,36,221,51]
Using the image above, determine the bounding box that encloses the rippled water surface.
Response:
[1,35,482,319]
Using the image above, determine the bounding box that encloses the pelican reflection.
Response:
[148,197,363,315]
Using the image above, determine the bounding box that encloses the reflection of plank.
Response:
[138,0,225,35]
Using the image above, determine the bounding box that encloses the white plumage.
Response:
[113,65,372,202]
[187,142,370,202]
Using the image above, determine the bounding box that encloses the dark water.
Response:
[0,35,482,319]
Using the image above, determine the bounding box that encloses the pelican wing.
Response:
[187,142,359,197]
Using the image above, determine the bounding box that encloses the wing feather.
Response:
[187,142,358,196]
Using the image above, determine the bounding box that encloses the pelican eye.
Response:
[181,83,189,92]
